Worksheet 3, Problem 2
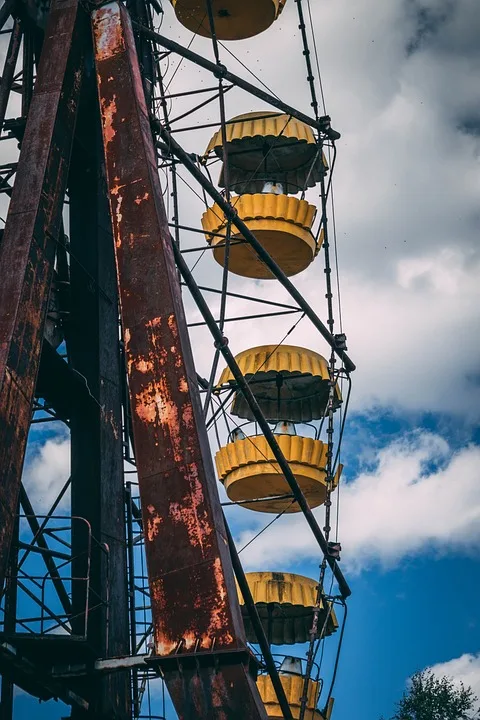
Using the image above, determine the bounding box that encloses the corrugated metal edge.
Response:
[215,434,328,480]
[217,344,329,387]
[240,571,317,606]
[257,673,322,712]
[237,572,339,633]
[201,193,316,237]
[204,111,316,157]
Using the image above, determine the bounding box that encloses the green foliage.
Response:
[390,670,480,720]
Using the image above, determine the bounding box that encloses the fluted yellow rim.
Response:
[170,0,287,9]
[202,193,316,239]
[169,0,287,41]
[204,110,325,160]
[170,0,287,13]
[215,434,328,481]
[237,571,339,630]
[217,344,329,387]
[257,673,323,718]
[242,571,319,605]
[238,571,321,608]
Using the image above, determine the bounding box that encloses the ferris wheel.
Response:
[0,0,355,718]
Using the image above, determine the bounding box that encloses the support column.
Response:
[0,0,85,590]
[92,4,266,717]
[68,40,130,717]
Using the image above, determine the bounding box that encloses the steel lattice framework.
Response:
[0,0,355,717]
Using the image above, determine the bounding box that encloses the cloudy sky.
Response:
[8,0,480,718]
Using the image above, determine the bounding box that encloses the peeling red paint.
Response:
[167,313,179,339]
[109,178,143,247]
[168,463,211,552]
[182,402,194,428]
[135,357,154,374]
[207,557,234,644]
[92,4,125,61]
[134,192,150,205]
[146,504,162,542]
[99,97,116,155]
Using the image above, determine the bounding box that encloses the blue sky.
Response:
[3,0,480,718]
[12,409,480,720]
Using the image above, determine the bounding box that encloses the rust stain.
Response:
[134,376,186,462]
[113,193,123,245]
[102,407,120,440]
[134,192,150,205]
[167,313,179,339]
[181,402,194,428]
[135,378,174,426]
[100,95,117,148]
[135,357,154,374]
[183,632,197,651]
[168,463,211,552]
[92,4,126,61]
[211,672,230,718]
[204,557,234,647]
[110,178,142,246]
[146,504,162,542]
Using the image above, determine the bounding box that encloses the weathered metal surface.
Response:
[0,0,85,591]
[68,54,131,718]
[165,664,269,719]
[92,4,266,717]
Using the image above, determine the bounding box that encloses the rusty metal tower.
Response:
[0,0,355,717]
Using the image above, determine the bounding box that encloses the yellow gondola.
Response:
[215,433,342,513]
[237,571,338,645]
[202,193,319,278]
[217,344,341,422]
[204,112,328,194]
[169,0,287,41]
[257,668,324,719]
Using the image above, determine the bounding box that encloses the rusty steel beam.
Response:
[68,53,131,717]
[0,0,86,591]
[92,4,267,718]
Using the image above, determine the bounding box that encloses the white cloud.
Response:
[235,433,480,573]
[186,242,480,420]
[155,0,480,420]
[22,435,70,513]
[1,0,478,623]
[1,1,479,423]
[429,653,480,709]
